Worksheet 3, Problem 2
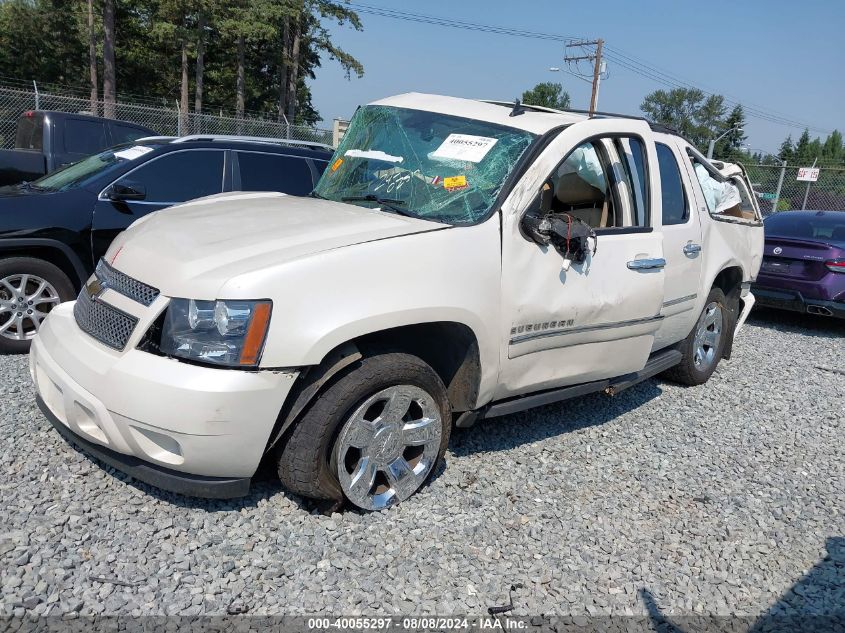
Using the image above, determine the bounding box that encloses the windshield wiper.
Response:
[341,194,415,218]
[19,181,46,192]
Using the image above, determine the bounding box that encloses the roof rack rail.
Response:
[481,99,567,115]
[170,134,333,151]
[134,135,177,143]
[561,108,651,123]
[482,99,653,123]
[484,99,700,145]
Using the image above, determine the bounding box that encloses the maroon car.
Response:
[753,211,845,318]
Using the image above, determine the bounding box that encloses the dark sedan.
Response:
[0,135,332,352]
[753,211,845,318]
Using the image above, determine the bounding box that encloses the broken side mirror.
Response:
[522,184,597,266]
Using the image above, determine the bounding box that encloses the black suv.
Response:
[0,135,332,352]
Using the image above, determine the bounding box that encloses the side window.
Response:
[539,137,648,229]
[546,141,613,229]
[117,150,224,203]
[656,143,688,225]
[63,119,107,155]
[111,124,148,145]
[731,177,755,214]
[313,160,329,178]
[687,152,750,219]
[15,115,43,150]
[236,152,314,196]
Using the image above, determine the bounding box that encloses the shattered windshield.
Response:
[314,105,536,225]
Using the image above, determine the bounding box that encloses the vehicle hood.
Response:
[108,191,445,298]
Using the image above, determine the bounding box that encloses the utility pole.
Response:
[564,39,604,115]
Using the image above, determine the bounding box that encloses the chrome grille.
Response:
[95,258,160,307]
[73,290,139,351]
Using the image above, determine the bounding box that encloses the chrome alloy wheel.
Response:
[335,385,443,511]
[0,274,61,341]
[692,301,723,371]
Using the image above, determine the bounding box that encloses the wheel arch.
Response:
[263,320,483,457]
[0,238,89,289]
[708,263,745,360]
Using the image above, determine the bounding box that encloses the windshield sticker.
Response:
[444,175,468,191]
[430,176,442,186]
[113,145,154,161]
[432,134,498,163]
[331,158,344,172]
[344,149,404,164]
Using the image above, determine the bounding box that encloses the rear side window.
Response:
[656,143,688,225]
[313,160,329,177]
[236,152,314,195]
[63,119,107,155]
[15,114,43,150]
[116,150,224,203]
[111,124,148,145]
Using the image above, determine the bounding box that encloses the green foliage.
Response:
[0,0,87,88]
[0,0,364,125]
[640,87,726,149]
[714,104,747,160]
[778,135,794,163]
[521,82,571,111]
[775,128,845,167]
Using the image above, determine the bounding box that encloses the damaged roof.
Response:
[370,92,588,135]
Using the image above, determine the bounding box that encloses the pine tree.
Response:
[778,136,794,163]
[715,104,747,160]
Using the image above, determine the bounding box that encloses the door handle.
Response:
[627,258,666,270]
[683,242,702,255]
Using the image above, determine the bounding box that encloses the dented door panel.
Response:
[496,119,665,400]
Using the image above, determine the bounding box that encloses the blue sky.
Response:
[309,0,845,154]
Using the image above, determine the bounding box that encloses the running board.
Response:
[483,379,610,419]
[470,348,683,424]
[605,348,682,396]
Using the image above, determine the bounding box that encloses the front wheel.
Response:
[0,257,76,354]
[661,287,729,386]
[277,353,451,511]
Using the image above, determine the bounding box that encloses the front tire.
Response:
[277,352,451,511]
[661,287,729,386]
[0,257,76,354]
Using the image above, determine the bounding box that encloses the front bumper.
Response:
[752,285,845,319]
[30,302,298,498]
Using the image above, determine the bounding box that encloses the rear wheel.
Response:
[277,353,451,511]
[661,287,729,386]
[0,257,75,354]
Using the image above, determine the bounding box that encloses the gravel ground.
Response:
[0,308,843,620]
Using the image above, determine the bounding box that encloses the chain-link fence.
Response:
[0,80,333,149]
[739,162,845,215]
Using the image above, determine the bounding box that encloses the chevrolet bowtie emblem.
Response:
[86,277,106,300]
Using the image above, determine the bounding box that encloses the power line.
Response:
[600,46,830,133]
[345,2,834,136]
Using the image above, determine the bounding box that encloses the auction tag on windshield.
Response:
[432,134,497,163]
[443,175,468,191]
[331,158,343,172]
[113,145,154,161]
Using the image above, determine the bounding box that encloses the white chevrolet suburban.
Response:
[30,93,764,511]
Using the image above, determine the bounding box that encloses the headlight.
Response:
[160,299,272,367]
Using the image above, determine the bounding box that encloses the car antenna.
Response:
[509,99,526,117]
